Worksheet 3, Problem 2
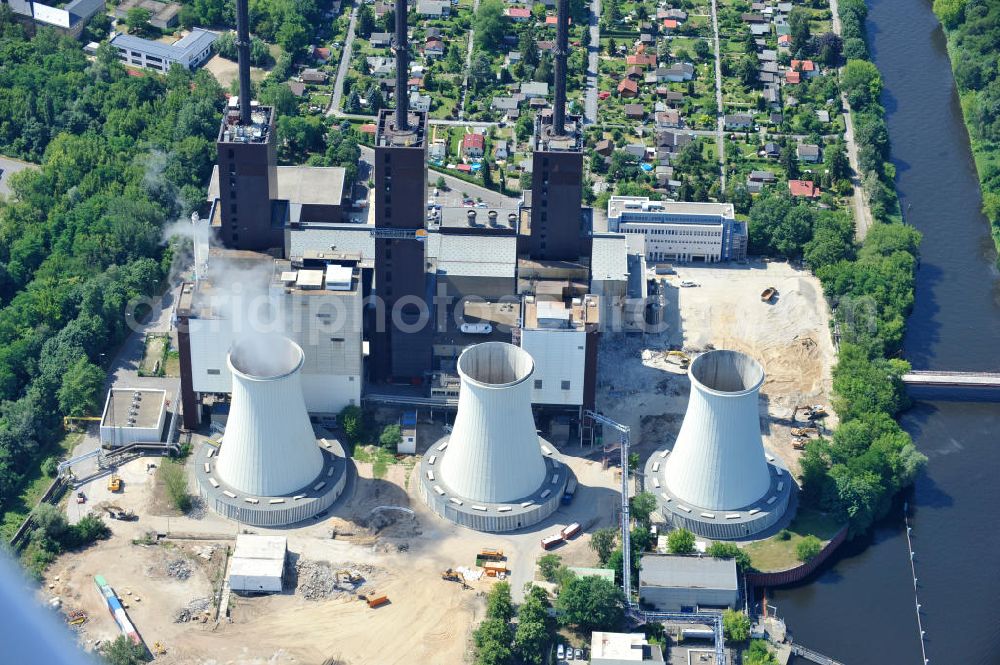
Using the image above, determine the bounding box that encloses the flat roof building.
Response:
[228,535,287,593]
[607,197,747,263]
[110,29,217,72]
[638,554,739,612]
[113,0,181,30]
[99,388,168,447]
[590,631,665,665]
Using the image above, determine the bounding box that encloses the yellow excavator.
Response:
[441,568,470,589]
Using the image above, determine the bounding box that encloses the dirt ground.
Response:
[597,260,838,476]
[203,55,269,90]
[48,436,620,665]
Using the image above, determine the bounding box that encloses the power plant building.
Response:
[644,350,791,539]
[638,555,739,612]
[99,388,167,447]
[607,197,748,263]
[419,343,569,531]
[176,249,363,428]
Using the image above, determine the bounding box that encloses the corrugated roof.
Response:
[233,534,287,560]
[110,28,217,62]
[590,235,629,282]
[433,235,516,278]
[639,554,738,591]
[288,225,376,261]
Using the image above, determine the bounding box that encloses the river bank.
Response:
[771,0,1000,660]
[930,0,1000,261]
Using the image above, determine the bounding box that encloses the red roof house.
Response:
[788,180,821,198]
[462,133,486,158]
[506,6,531,20]
[617,78,639,97]
[785,70,801,84]
[662,18,678,29]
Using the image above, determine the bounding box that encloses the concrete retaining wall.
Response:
[745,525,848,587]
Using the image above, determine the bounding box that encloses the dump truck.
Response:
[363,594,389,609]
[483,562,508,577]
[791,427,819,437]
[107,475,122,492]
[478,548,504,560]
[561,523,581,540]
[792,438,807,450]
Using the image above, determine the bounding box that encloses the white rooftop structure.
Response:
[590,632,665,665]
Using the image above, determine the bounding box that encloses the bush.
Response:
[102,635,151,665]
[666,528,696,554]
[160,460,192,513]
[537,554,562,582]
[339,405,365,445]
[723,608,751,642]
[796,535,823,562]
[379,424,401,451]
[706,542,753,572]
[777,529,792,541]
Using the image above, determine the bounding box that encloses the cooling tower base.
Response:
[196,438,349,527]
[644,447,793,540]
[418,436,569,533]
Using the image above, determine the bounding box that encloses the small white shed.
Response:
[228,535,287,593]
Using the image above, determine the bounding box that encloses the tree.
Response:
[932,0,966,28]
[57,357,104,417]
[538,553,562,582]
[825,141,851,182]
[789,7,812,53]
[125,7,153,35]
[590,527,617,565]
[469,53,495,94]
[744,640,779,665]
[666,528,696,554]
[379,424,402,450]
[514,585,554,665]
[556,576,625,632]
[358,4,376,38]
[435,176,447,189]
[519,28,539,68]
[723,609,751,642]
[339,405,365,443]
[346,89,361,113]
[480,159,493,187]
[473,618,514,665]
[486,581,514,622]
[629,492,657,525]
[102,636,151,665]
[736,56,759,89]
[796,535,823,562]
[780,142,799,179]
[694,39,711,61]
[706,542,753,572]
[474,0,508,52]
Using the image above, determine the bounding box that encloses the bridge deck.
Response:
[790,644,845,665]
[902,371,1000,387]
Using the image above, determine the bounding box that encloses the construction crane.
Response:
[584,410,726,665]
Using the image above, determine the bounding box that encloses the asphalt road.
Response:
[328,4,359,116]
[709,0,727,189]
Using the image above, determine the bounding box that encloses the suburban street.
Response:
[328,4,359,116]
[709,0,726,189]
[458,0,481,120]
[829,0,874,239]
[584,0,601,124]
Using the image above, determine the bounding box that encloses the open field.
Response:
[46,427,621,664]
[597,260,838,477]
[743,507,843,570]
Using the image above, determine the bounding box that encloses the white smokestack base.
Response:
[215,335,324,497]
[663,350,771,510]
[439,342,547,503]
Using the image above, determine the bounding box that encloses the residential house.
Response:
[662,90,685,105]
[367,56,395,78]
[762,85,780,107]
[370,32,392,48]
[537,40,556,53]
[426,27,443,39]
[424,38,445,57]
[658,8,687,21]
[617,78,639,97]
[492,95,522,115]
[750,22,771,36]
[429,140,447,161]
[789,179,821,198]
[506,6,531,20]
[409,92,431,112]
[769,112,783,125]
[493,140,509,160]
[624,144,648,160]
[287,80,306,97]
[462,133,485,159]
[408,76,424,92]
[777,2,793,14]
[655,109,682,129]
[625,104,646,120]
[758,49,777,63]
[312,46,332,62]
[417,0,450,17]
[656,130,693,152]
[626,54,657,68]
[785,69,801,84]
[520,81,549,98]
[644,72,658,86]
[373,0,391,17]
[724,113,754,130]
[791,59,817,78]
[816,109,831,123]
[595,139,614,156]
[639,33,654,46]
[626,65,644,80]
[654,165,675,189]
[741,12,765,22]
[657,63,695,82]
[505,51,522,66]
[778,34,792,47]
[662,18,678,30]
[545,14,569,25]
[746,170,776,193]
[797,143,821,162]
[300,68,328,83]
[762,142,781,158]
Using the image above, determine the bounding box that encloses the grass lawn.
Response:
[744,507,844,572]
[353,445,397,479]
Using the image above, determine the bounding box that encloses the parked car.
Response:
[575,648,583,660]
[460,322,492,335]
[557,644,565,660]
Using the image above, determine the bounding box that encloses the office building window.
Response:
[534,380,543,389]
[207,369,221,375]
[561,380,571,390]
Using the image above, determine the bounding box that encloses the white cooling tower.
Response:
[215,336,324,497]
[663,350,771,510]
[439,342,548,503]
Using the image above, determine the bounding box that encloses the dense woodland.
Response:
[0,11,222,531]
[933,0,1000,254]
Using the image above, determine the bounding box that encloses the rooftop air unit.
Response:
[214,336,324,497]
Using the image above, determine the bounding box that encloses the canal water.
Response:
[773,0,1000,662]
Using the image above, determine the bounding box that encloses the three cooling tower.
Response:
[419,342,569,532]
[645,350,791,539]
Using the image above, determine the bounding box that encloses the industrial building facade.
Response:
[607,197,748,263]
[110,28,217,72]
[638,555,739,612]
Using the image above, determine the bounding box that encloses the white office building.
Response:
[110,28,217,72]
[606,197,748,263]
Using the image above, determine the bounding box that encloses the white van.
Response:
[460,322,492,335]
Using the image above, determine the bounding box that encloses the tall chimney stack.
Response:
[235,0,253,126]
[553,0,569,135]
[394,0,409,131]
